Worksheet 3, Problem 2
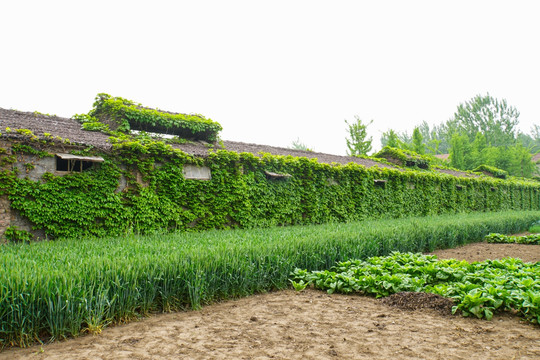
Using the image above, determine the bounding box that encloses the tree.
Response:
[528,124,540,153]
[449,133,472,169]
[345,116,373,156]
[380,129,400,148]
[450,93,520,147]
[507,144,535,178]
[469,132,487,168]
[290,138,312,152]
[412,127,425,154]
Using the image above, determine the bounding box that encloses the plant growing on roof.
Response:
[473,165,508,179]
[374,146,431,169]
[87,93,222,142]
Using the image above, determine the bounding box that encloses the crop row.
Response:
[485,233,540,245]
[290,252,540,324]
[1,210,539,347]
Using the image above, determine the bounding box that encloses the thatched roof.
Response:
[0,108,112,150]
[2,107,516,180]
[0,108,394,169]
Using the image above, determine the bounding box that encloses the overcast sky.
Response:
[1,1,538,155]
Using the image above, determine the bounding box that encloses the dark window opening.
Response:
[56,156,95,172]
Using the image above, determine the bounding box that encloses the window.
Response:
[55,153,104,172]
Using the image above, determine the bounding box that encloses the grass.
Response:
[1,210,539,347]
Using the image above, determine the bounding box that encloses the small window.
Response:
[264,171,291,180]
[183,165,212,180]
[56,153,104,172]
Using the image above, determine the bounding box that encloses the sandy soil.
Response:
[2,242,540,360]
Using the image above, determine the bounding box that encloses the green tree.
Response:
[449,133,472,169]
[469,132,487,168]
[381,129,400,148]
[527,124,540,153]
[426,138,442,155]
[451,93,519,147]
[345,116,373,156]
[506,144,535,178]
[412,127,425,154]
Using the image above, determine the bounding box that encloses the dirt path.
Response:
[2,242,539,360]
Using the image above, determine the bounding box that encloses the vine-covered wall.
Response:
[0,135,539,240]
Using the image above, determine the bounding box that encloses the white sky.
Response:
[1,0,538,155]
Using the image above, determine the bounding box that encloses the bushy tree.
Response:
[412,127,425,154]
[449,133,472,169]
[345,116,373,156]
[451,93,519,147]
[381,129,400,148]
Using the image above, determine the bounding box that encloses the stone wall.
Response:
[0,195,11,242]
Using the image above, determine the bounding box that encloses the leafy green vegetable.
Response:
[485,233,540,245]
[291,252,540,324]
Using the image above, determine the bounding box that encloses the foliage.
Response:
[484,232,540,245]
[0,211,538,347]
[412,127,425,154]
[88,93,222,141]
[381,121,450,155]
[3,226,33,243]
[345,116,373,156]
[473,165,508,179]
[380,96,537,176]
[290,138,313,152]
[374,146,431,169]
[291,251,540,324]
[449,133,471,169]
[449,133,535,178]
[530,221,540,233]
[82,122,110,132]
[450,93,520,147]
[1,130,539,239]
[381,129,400,148]
[72,113,99,124]
[11,144,53,158]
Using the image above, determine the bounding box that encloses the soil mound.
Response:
[380,291,455,315]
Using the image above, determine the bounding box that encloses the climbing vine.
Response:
[374,146,432,169]
[87,93,222,141]
[0,130,538,240]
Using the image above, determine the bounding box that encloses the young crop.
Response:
[484,233,540,245]
[0,210,539,347]
[290,252,540,324]
[529,220,540,234]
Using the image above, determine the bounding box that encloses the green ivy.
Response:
[87,93,222,142]
[1,134,539,240]
[374,146,432,169]
[11,143,53,158]
[473,164,508,179]
[4,226,33,242]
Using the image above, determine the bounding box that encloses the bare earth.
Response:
[2,242,540,360]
